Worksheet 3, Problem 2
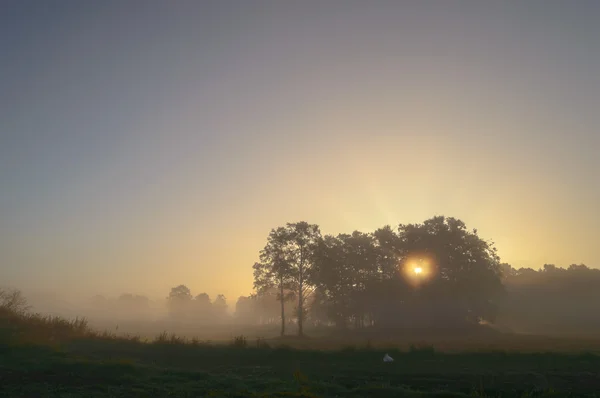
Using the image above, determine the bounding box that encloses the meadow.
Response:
[2,307,600,397]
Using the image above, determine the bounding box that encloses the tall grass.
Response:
[0,306,91,345]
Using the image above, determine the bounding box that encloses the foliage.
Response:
[253,222,321,336]
[252,216,505,333]
[498,263,600,335]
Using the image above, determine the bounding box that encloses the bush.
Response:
[0,290,93,345]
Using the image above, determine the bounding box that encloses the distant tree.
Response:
[168,285,192,300]
[118,293,149,306]
[194,293,211,308]
[543,264,558,272]
[213,294,228,318]
[499,263,516,280]
[307,287,332,327]
[568,263,589,271]
[498,263,600,335]
[254,288,290,325]
[234,295,256,324]
[193,293,212,320]
[167,285,193,319]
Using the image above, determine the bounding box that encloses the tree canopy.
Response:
[251,216,506,334]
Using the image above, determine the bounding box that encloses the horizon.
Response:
[2,1,599,304]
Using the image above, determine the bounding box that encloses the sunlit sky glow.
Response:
[1,1,599,303]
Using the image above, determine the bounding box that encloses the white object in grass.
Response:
[383,353,394,362]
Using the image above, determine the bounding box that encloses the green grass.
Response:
[3,306,600,397]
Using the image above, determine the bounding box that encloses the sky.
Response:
[1,0,599,305]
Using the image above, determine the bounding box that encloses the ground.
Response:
[2,335,600,397]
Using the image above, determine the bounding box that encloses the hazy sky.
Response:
[1,1,599,303]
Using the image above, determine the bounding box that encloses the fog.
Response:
[11,245,600,343]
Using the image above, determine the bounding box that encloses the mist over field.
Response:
[3,1,600,396]
[12,229,600,347]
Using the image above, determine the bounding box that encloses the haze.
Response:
[1,0,599,310]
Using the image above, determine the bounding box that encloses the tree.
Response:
[312,230,399,329]
[195,293,211,306]
[396,216,505,326]
[167,285,193,319]
[253,226,295,336]
[116,294,150,318]
[168,285,192,300]
[312,232,380,328]
[213,294,228,320]
[0,288,30,314]
[281,221,321,336]
[234,295,257,324]
[312,234,348,328]
[194,293,212,321]
[498,263,600,335]
[372,225,402,279]
[253,216,510,332]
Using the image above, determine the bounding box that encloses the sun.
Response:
[414,267,423,275]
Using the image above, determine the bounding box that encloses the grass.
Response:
[2,305,600,397]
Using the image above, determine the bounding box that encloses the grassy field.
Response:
[2,308,600,397]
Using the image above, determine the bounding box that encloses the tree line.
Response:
[84,215,600,337]
[165,285,229,323]
[250,217,504,336]
[238,216,600,337]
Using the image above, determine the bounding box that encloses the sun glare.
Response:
[401,255,436,287]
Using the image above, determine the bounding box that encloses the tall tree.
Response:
[253,227,294,336]
[283,221,321,336]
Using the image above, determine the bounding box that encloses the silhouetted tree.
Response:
[281,222,321,336]
[213,294,228,319]
[312,231,380,328]
[167,285,193,319]
[193,293,212,321]
[499,263,600,335]
[395,216,505,326]
[195,293,211,306]
[234,295,257,324]
[0,288,30,314]
[253,226,294,336]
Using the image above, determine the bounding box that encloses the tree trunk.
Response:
[298,246,304,337]
[298,283,304,336]
[279,278,285,337]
